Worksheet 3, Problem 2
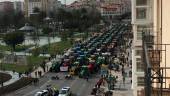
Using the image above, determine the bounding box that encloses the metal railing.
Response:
[142,32,170,96]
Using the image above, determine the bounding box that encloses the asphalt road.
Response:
[5,72,100,96]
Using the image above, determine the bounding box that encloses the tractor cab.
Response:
[50,61,61,72]
[79,66,89,78]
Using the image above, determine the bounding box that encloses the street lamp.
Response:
[0,52,4,87]
[0,60,3,87]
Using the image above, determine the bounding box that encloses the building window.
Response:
[137,31,142,40]
[137,77,144,86]
[136,8,147,19]
[136,50,142,56]
[136,58,144,72]
[136,0,147,6]
[136,25,147,40]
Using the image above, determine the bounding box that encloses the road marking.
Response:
[40,79,51,89]
[24,79,51,96]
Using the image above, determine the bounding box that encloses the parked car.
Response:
[34,90,48,96]
[59,87,71,96]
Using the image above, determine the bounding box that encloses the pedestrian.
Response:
[86,76,89,82]
[97,82,102,88]
[123,75,125,87]
[91,86,97,95]
[39,71,42,77]
[19,72,22,78]
[35,71,37,78]
[12,70,15,74]
[38,71,40,77]
[46,66,48,72]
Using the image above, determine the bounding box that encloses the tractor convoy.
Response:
[50,23,129,78]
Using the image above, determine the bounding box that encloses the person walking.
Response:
[35,71,37,78]
[86,75,89,82]
[123,74,126,87]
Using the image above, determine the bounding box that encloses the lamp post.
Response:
[0,52,4,87]
[0,60,3,87]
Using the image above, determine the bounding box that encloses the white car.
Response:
[59,87,71,96]
[34,90,48,96]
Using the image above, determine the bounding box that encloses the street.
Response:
[5,72,100,96]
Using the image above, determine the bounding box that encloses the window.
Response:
[137,31,142,40]
[136,58,144,72]
[137,77,144,86]
[136,25,147,40]
[136,50,142,56]
[136,0,147,6]
[136,8,147,19]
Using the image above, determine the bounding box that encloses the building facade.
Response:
[132,0,170,95]
[0,1,14,12]
[100,0,131,22]
[154,0,170,90]
[24,0,62,17]
[14,1,24,12]
[131,0,153,96]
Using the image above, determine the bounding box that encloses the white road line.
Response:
[24,79,51,96]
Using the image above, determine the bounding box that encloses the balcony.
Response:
[143,38,170,96]
[148,50,161,68]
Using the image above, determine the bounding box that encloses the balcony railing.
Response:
[142,32,170,96]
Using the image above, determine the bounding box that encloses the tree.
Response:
[42,27,53,48]
[13,11,25,28]
[42,27,53,35]
[3,32,25,51]
[40,60,46,72]
[53,8,101,40]
[60,31,68,41]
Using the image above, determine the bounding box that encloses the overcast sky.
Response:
[0,0,77,4]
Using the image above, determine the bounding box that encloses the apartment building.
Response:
[152,0,170,93]
[132,0,170,95]
[14,1,24,12]
[101,0,131,22]
[24,0,63,17]
[131,0,153,96]
[0,1,14,12]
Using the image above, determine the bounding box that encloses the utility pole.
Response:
[0,52,4,87]
[65,0,66,7]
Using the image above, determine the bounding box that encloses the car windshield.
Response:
[59,90,67,94]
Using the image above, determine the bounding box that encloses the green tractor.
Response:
[79,66,89,78]
[69,61,80,75]
[50,61,61,72]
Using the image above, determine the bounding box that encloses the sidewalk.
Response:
[0,70,20,87]
[99,65,133,96]
[0,55,58,87]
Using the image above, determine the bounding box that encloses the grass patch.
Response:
[0,63,29,73]
[0,72,12,83]
[0,33,4,39]
[32,40,72,55]
[0,77,35,95]
[0,44,33,52]
[26,56,46,70]
[48,40,72,54]
[0,56,46,73]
